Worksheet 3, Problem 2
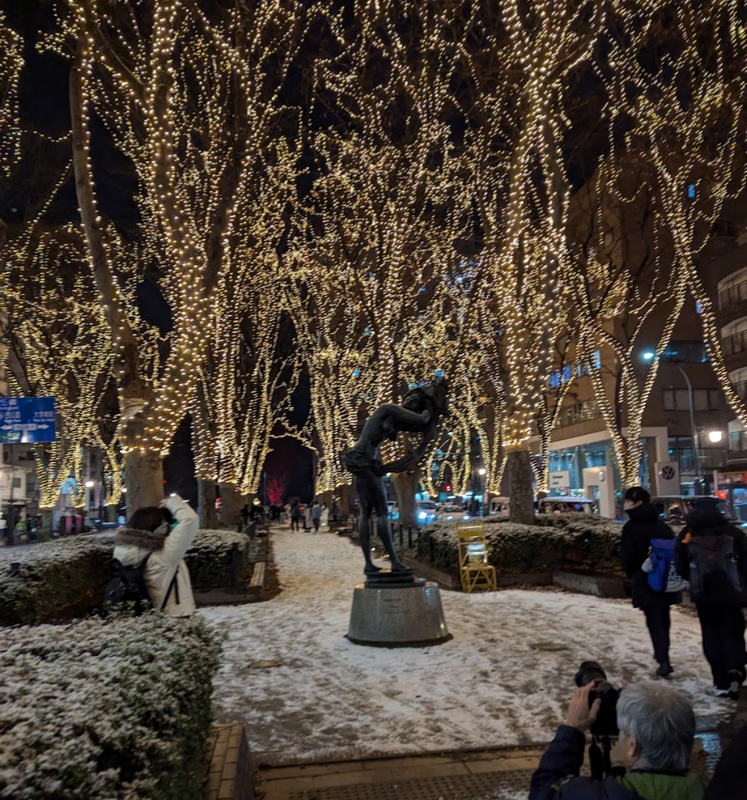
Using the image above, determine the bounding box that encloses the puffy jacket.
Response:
[706,724,747,799]
[113,495,198,616]
[620,504,681,608]
[530,725,706,800]
[675,509,747,606]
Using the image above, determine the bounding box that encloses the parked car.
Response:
[538,497,598,516]
[416,501,438,525]
[437,503,470,522]
[651,495,735,528]
[489,497,511,516]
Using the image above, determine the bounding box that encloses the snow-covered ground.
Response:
[201,527,728,767]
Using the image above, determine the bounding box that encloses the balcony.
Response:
[719,279,747,326]
[723,330,747,357]
[734,380,747,401]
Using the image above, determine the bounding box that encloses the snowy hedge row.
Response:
[0,614,220,800]
[0,529,254,625]
[413,514,622,576]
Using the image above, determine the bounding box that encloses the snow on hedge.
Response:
[0,613,221,800]
[0,529,253,625]
[412,513,623,575]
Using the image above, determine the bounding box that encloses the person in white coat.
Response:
[113,494,198,616]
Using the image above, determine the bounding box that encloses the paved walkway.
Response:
[257,734,721,800]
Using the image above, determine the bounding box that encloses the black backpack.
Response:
[105,555,154,615]
[688,533,743,603]
[105,557,179,615]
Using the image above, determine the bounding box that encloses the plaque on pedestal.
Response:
[347,570,451,647]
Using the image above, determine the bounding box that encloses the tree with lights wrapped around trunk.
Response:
[63,0,306,515]
[1,226,121,536]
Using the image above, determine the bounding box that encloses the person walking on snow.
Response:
[675,496,747,699]
[289,500,301,531]
[304,503,312,532]
[621,486,681,677]
[311,501,321,532]
[113,494,198,616]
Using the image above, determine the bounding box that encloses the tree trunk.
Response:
[198,479,217,529]
[219,483,246,529]
[336,482,354,519]
[106,504,117,522]
[40,508,54,541]
[319,490,334,508]
[508,449,535,525]
[392,470,419,528]
[125,449,164,517]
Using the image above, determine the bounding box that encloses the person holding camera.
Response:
[113,494,198,616]
[674,496,747,700]
[529,681,706,799]
[621,487,682,677]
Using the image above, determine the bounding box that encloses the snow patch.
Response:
[201,528,728,767]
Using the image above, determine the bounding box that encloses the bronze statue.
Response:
[343,378,448,574]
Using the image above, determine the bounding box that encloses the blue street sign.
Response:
[0,397,56,443]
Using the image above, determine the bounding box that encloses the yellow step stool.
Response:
[457,523,497,593]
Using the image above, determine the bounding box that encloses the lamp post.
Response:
[643,352,702,493]
[478,467,487,516]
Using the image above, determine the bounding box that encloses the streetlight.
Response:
[642,350,701,492]
[121,486,127,493]
[478,468,486,476]
[707,430,724,444]
[85,480,94,489]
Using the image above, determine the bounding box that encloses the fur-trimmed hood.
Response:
[114,523,170,552]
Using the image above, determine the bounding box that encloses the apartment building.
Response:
[0,323,36,533]
[543,173,736,517]
[702,210,747,521]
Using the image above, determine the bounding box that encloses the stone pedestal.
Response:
[347,571,451,647]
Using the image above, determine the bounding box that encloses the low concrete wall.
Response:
[553,571,626,598]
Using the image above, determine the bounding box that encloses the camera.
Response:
[574,660,620,738]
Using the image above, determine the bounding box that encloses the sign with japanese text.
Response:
[0,397,56,443]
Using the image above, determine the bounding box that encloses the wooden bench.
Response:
[249,561,266,588]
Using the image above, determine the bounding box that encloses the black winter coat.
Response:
[620,504,681,608]
[705,724,747,799]
[674,509,747,606]
[529,725,706,800]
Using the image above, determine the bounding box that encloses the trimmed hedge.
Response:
[411,513,623,576]
[0,529,255,626]
[184,529,254,589]
[0,535,113,626]
[0,613,220,800]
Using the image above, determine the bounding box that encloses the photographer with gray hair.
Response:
[530,681,706,799]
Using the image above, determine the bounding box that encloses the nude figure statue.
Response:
[343,378,448,574]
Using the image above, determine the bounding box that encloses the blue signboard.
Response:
[0,397,56,443]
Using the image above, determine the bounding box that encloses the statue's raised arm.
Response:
[343,377,448,575]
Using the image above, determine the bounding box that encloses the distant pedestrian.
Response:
[304,503,313,532]
[311,502,321,532]
[331,499,339,523]
[290,500,300,531]
[676,497,747,699]
[320,502,329,532]
[621,486,682,677]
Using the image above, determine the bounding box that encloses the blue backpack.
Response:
[647,538,688,593]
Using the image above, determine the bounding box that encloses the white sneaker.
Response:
[714,686,730,698]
